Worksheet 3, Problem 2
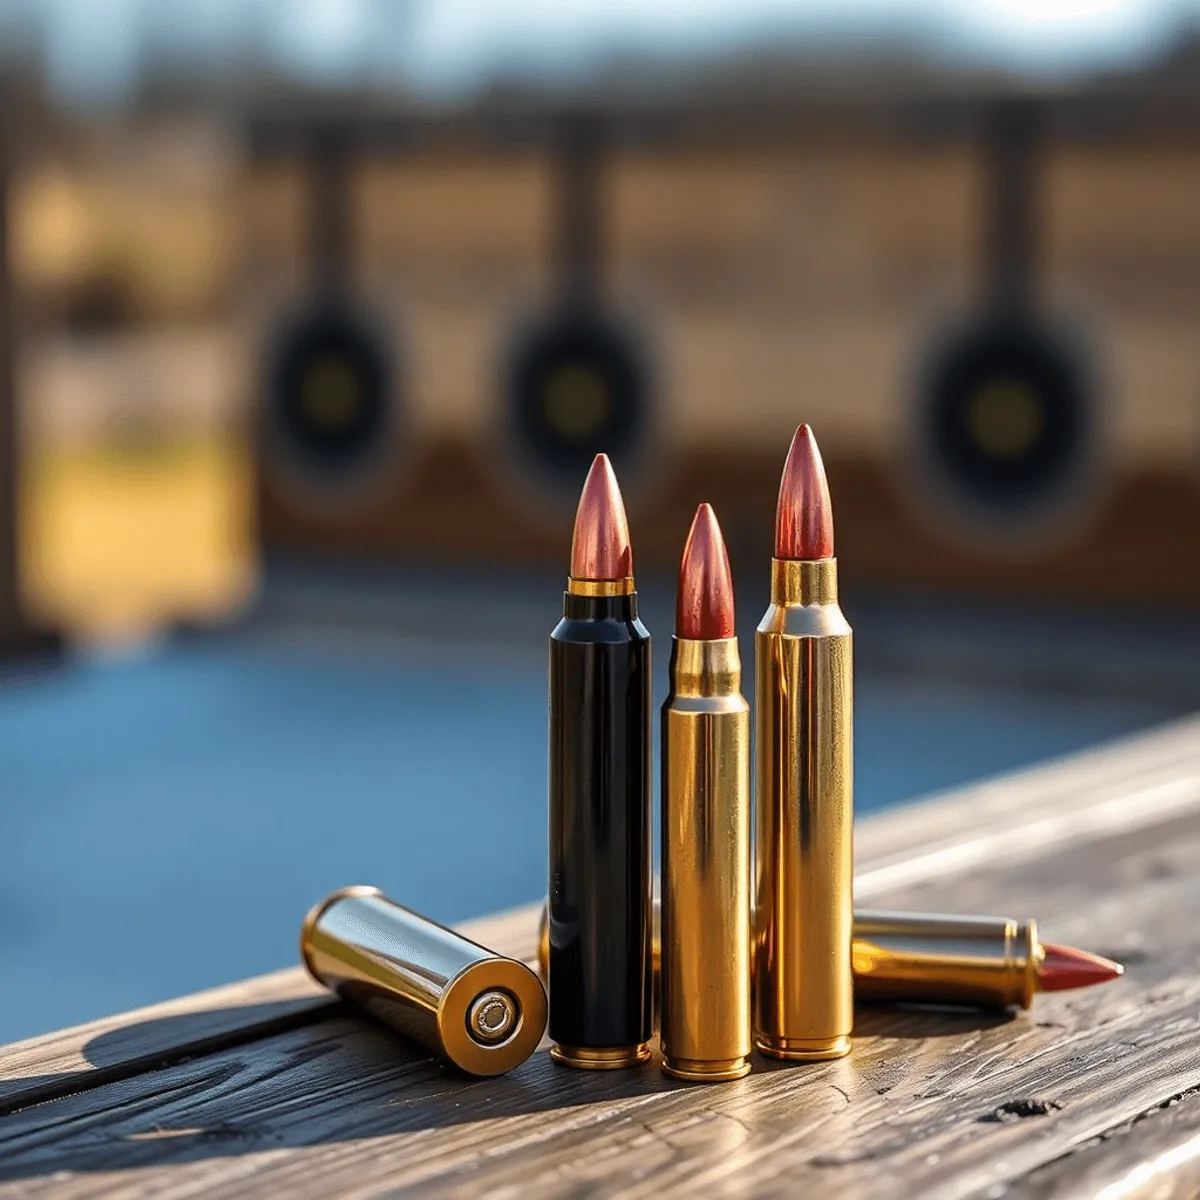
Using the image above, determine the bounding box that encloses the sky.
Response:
[0,0,1196,108]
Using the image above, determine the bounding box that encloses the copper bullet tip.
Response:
[677,503,736,640]
[774,424,834,561]
[1038,944,1124,993]
[570,454,633,581]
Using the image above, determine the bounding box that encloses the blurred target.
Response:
[506,310,649,487]
[911,317,1104,546]
[264,305,400,509]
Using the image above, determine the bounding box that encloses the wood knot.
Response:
[979,1098,1063,1123]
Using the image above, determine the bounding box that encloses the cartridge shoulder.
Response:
[551,616,651,646]
[662,692,750,717]
[755,602,852,640]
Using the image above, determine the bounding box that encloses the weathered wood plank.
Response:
[1022,1087,1200,1200]
[0,971,329,1117]
[854,712,1200,899]
[0,907,537,1114]
[4,713,1198,1121]
[1,805,1196,1198]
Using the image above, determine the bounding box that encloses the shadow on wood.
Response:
[3,722,1200,1195]
[0,998,338,1117]
[0,999,1019,1182]
[851,1006,1016,1039]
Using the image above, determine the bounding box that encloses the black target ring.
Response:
[507,312,647,485]
[923,320,1089,514]
[269,308,392,480]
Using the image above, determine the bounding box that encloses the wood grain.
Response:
[0,780,1197,1196]
[0,970,328,1116]
[4,713,1198,1123]
[1022,1087,1200,1200]
[0,907,538,1115]
[853,712,1200,900]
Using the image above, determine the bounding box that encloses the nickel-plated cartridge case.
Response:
[755,558,854,1060]
[660,636,752,1081]
[301,886,547,1077]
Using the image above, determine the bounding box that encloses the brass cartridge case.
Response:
[660,637,752,1081]
[853,910,1041,1009]
[301,886,547,1077]
[754,557,854,1060]
[538,904,1042,1011]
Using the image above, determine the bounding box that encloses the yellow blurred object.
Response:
[22,439,256,643]
[13,171,92,285]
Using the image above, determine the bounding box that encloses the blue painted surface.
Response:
[0,637,1181,1042]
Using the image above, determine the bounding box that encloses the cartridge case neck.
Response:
[770,558,838,606]
[561,590,639,621]
[567,576,635,597]
[668,637,741,698]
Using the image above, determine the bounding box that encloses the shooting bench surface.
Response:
[3,717,1200,1199]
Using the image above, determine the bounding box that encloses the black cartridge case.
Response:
[548,586,653,1068]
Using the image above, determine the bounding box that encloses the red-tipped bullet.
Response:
[570,454,633,582]
[774,424,834,561]
[676,503,736,640]
[1038,944,1124,993]
[662,502,752,1080]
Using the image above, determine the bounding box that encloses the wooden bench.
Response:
[3,715,1200,1197]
